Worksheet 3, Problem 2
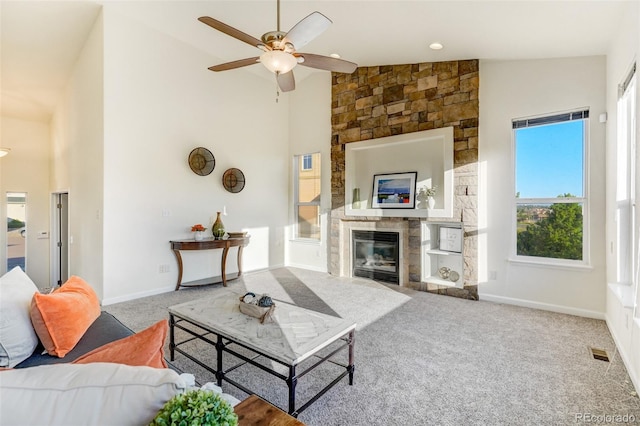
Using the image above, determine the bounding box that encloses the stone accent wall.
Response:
[330,60,479,299]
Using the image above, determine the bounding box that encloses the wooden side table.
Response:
[235,395,306,425]
[169,236,250,290]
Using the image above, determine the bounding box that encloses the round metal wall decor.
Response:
[222,168,246,193]
[188,147,215,176]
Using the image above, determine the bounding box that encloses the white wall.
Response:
[99,6,289,304]
[286,73,332,272]
[51,11,105,298]
[604,1,640,394]
[0,117,51,287]
[479,56,607,318]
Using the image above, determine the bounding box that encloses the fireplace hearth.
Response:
[352,230,399,284]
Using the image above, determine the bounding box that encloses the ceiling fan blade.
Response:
[208,57,260,72]
[296,53,357,74]
[276,70,295,92]
[282,12,332,50]
[198,16,267,50]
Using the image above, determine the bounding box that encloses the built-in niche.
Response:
[345,127,454,218]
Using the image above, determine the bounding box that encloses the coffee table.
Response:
[168,290,356,417]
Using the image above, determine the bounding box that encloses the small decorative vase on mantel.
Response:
[428,196,436,210]
[194,231,204,241]
[212,212,225,240]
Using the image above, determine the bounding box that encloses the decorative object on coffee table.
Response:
[212,212,225,239]
[239,292,275,324]
[188,147,215,176]
[222,168,245,193]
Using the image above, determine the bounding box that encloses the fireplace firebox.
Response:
[352,231,399,284]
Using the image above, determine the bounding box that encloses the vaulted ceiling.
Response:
[0,0,629,122]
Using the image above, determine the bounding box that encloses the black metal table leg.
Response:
[287,365,298,417]
[169,314,175,361]
[215,334,224,386]
[348,329,355,385]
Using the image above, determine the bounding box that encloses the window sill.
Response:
[507,257,593,272]
[608,283,636,309]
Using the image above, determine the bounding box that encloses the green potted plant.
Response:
[150,389,238,426]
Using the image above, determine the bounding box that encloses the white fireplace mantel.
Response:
[344,127,454,219]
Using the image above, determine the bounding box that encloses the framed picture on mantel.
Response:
[371,171,417,209]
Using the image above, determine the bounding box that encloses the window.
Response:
[513,110,588,263]
[301,154,313,171]
[294,153,321,240]
[616,66,636,295]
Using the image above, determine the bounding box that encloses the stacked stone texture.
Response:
[330,60,479,300]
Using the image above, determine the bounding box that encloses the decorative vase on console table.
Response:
[212,212,225,240]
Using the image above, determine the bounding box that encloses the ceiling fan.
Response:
[198,0,357,92]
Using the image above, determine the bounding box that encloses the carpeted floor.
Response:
[104,267,640,425]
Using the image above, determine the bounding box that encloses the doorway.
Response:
[6,192,27,271]
[51,192,69,287]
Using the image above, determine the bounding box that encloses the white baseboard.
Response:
[605,317,640,395]
[101,284,175,306]
[101,265,287,306]
[479,293,605,320]
[285,262,328,273]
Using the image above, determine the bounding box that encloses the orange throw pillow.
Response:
[72,320,168,368]
[30,276,101,358]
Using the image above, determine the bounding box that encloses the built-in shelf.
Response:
[425,249,461,256]
[424,276,459,287]
[421,221,464,288]
[344,128,454,219]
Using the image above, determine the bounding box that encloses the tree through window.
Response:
[513,111,588,262]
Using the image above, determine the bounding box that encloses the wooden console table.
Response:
[169,236,250,291]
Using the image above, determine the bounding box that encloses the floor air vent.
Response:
[590,347,610,362]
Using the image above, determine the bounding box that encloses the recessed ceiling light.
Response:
[429,42,444,50]
[330,53,341,59]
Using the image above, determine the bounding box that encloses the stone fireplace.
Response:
[330,60,479,300]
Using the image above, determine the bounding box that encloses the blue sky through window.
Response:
[515,120,584,198]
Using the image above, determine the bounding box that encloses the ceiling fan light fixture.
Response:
[260,50,297,74]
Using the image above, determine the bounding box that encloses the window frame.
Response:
[301,154,313,171]
[511,109,591,267]
[293,152,321,242]
[616,72,636,286]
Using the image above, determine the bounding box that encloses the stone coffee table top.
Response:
[169,289,356,365]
